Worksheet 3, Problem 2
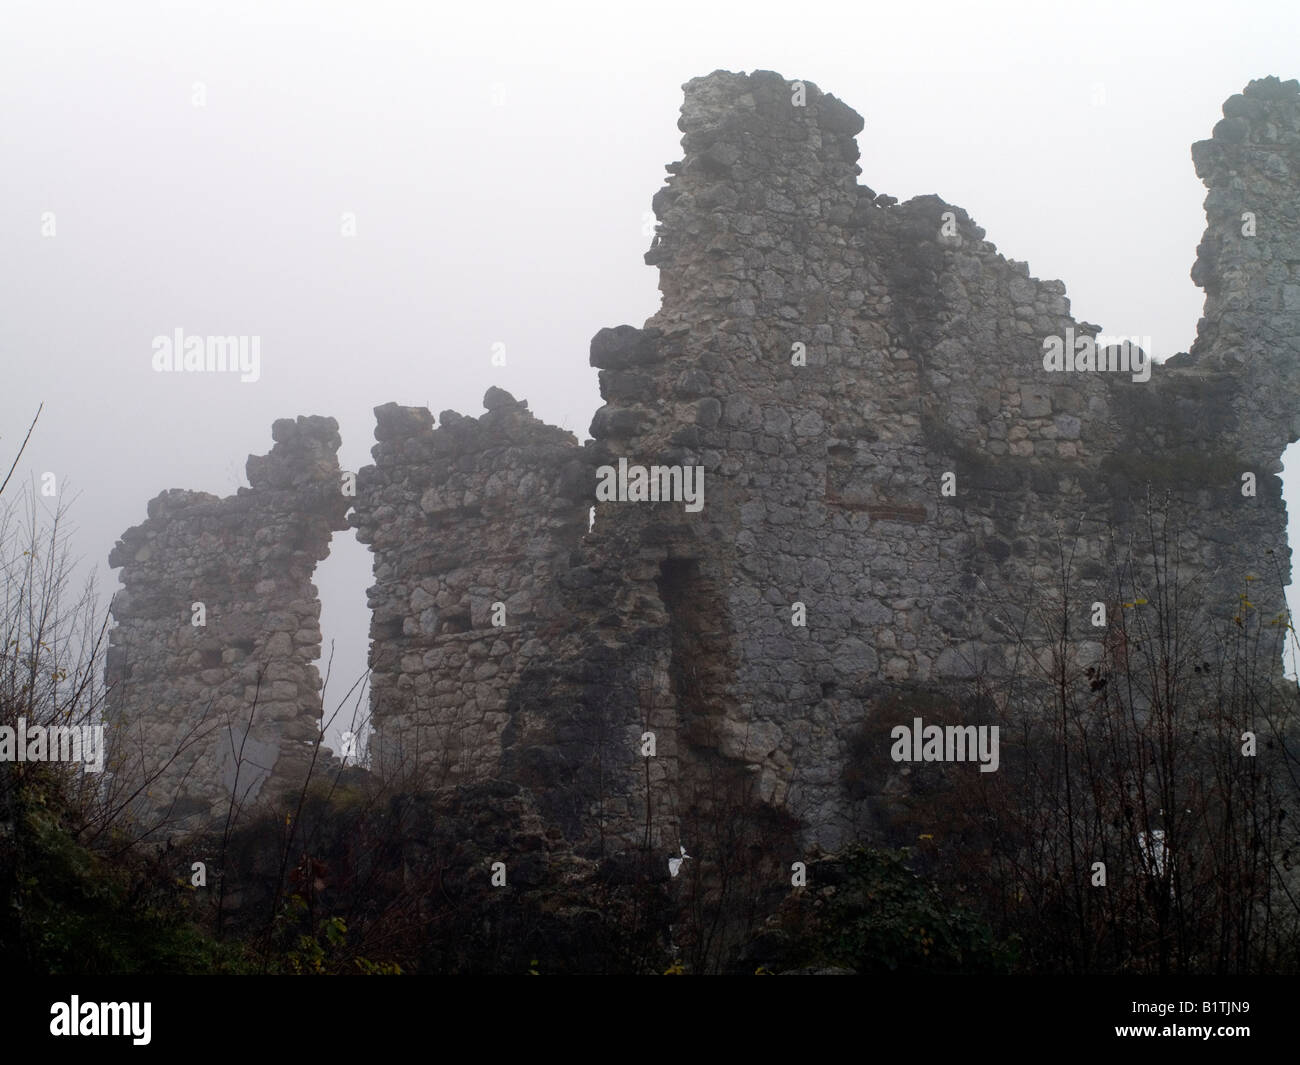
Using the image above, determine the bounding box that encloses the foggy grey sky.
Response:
[4,0,1299,754]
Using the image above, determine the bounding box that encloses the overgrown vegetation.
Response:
[875,495,1300,974]
[753,846,1015,974]
[4,411,1298,974]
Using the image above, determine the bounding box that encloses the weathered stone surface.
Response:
[107,71,1300,857]
[104,416,350,836]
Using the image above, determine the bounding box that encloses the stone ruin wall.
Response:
[105,71,1300,854]
[350,391,590,789]
[105,417,349,834]
[592,70,1300,847]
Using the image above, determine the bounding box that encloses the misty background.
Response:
[3,0,1298,759]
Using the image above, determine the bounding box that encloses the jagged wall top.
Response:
[104,70,1300,853]
[1187,75,1300,452]
[105,415,349,834]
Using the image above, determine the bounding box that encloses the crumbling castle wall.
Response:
[105,416,349,836]
[543,70,1300,849]
[107,71,1300,856]
[349,382,694,855]
[350,389,590,788]
[1187,77,1300,455]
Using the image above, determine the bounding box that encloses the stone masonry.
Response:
[106,71,1300,853]
[351,390,589,789]
[105,416,349,835]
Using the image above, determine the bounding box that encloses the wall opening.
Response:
[1282,440,1300,680]
[313,526,373,767]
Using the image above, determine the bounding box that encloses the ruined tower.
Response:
[105,416,349,835]
[106,71,1300,854]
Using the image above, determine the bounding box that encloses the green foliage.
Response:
[284,913,346,975]
[778,846,1017,975]
[354,956,402,975]
[1,769,250,974]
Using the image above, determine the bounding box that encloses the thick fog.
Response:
[3,0,1298,757]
